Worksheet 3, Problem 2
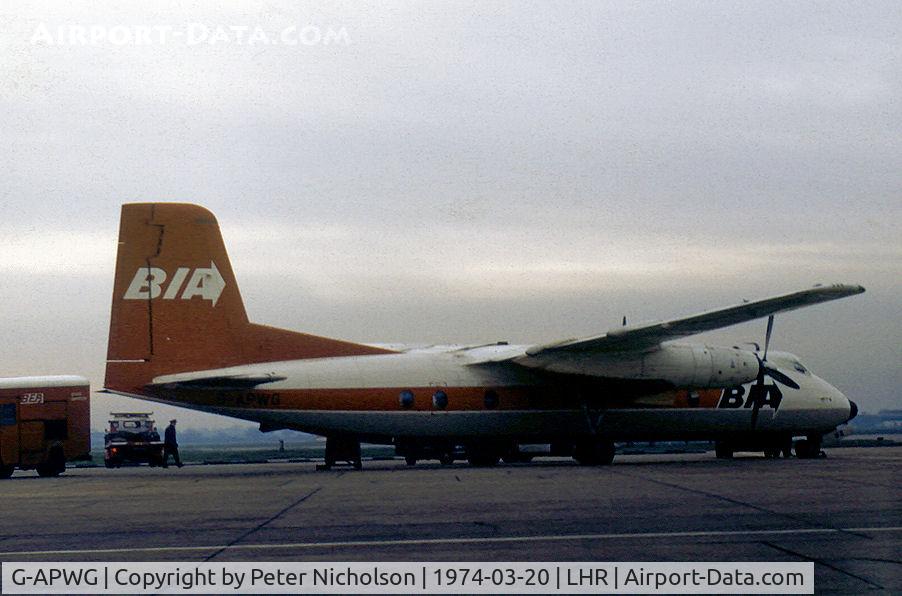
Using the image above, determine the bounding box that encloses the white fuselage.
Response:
[146,345,854,443]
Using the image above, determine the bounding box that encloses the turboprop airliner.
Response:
[104,203,863,468]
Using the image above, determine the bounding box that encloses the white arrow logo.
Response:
[123,262,226,306]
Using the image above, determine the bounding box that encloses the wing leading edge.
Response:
[467,284,864,366]
[526,283,864,356]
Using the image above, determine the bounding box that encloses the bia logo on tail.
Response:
[123,263,225,306]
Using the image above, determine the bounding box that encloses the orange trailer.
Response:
[0,376,90,478]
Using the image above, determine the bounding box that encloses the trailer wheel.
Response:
[0,464,13,479]
[36,464,60,477]
[36,447,65,477]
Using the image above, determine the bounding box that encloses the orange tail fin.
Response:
[105,203,390,395]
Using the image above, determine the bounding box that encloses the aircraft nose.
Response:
[847,399,859,422]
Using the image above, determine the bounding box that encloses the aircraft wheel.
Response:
[763,447,781,459]
[467,446,501,468]
[714,442,734,459]
[405,455,417,466]
[0,464,14,479]
[795,437,822,459]
[467,451,500,467]
[781,441,793,458]
[573,439,615,466]
[501,450,522,464]
[466,441,502,467]
[438,452,455,466]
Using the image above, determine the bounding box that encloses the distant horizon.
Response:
[85,407,902,439]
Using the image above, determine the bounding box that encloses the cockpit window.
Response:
[792,361,808,374]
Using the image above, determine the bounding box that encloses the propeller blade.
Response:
[763,365,800,390]
[750,354,767,430]
[763,315,774,362]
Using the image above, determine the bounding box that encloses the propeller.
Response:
[756,315,800,390]
[763,314,774,361]
[759,363,799,390]
[750,315,799,430]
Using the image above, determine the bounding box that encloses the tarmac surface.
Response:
[0,447,899,593]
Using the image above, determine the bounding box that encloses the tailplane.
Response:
[105,203,390,395]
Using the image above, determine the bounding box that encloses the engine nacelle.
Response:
[520,344,759,388]
[640,344,759,388]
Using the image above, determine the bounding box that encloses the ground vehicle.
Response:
[0,376,90,478]
[104,412,164,467]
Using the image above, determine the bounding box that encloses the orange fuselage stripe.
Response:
[151,386,724,412]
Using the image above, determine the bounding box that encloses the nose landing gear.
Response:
[794,435,824,459]
[715,434,822,460]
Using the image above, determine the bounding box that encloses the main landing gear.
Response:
[396,440,535,468]
[0,462,14,479]
[395,440,457,467]
[318,436,362,470]
[466,442,502,467]
[714,434,823,460]
[572,438,616,466]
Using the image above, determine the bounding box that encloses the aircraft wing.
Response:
[470,284,864,365]
[528,284,864,357]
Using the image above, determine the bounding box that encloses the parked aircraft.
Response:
[104,203,863,468]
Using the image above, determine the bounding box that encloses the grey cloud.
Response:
[0,1,899,430]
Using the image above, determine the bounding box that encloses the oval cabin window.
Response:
[484,389,499,409]
[399,390,414,409]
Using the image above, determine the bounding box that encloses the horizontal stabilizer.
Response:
[149,373,287,390]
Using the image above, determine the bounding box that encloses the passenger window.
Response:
[432,390,448,410]
[398,390,414,409]
[484,390,499,409]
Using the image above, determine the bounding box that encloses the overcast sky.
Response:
[1,2,899,433]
